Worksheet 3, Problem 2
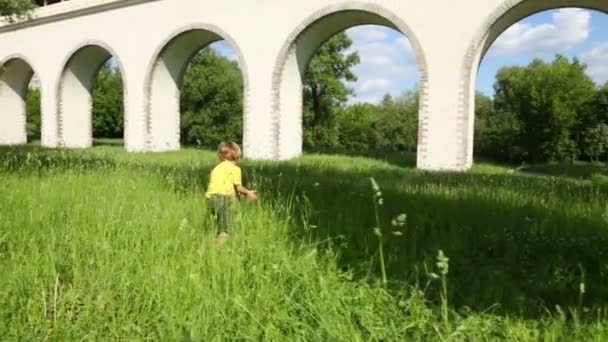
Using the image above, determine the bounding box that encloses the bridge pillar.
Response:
[39,71,60,148]
[0,58,31,145]
[416,33,473,171]
[241,60,276,160]
[123,71,147,152]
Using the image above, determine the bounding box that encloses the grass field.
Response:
[1,144,608,340]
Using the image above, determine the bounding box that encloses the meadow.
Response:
[1,144,608,340]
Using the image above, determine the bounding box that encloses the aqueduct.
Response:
[0,0,604,171]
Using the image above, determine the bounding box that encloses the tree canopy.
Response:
[476,55,608,163]
[0,0,34,22]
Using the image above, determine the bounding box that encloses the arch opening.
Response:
[0,57,39,146]
[58,44,125,148]
[464,1,608,167]
[272,6,427,162]
[146,28,246,152]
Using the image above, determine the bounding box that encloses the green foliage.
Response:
[25,86,40,141]
[0,0,34,22]
[477,55,604,163]
[180,48,243,148]
[581,123,608,162]
[303,33,360,149]
[92,63,124,139]
[334,103,377,151]
[333,91,419,152]
[373,92,419,151]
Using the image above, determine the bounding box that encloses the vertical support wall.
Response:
[0,58,34,145]
[58,45,111,148]
[146,29,223,151]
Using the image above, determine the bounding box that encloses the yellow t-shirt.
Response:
[205,161,242,198]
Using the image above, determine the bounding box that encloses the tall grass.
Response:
[1,145,608,340]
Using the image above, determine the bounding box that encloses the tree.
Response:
[473,91,494,156]
[581,124,608,162]
[180,48,243,148]
[0,0,35,22]
[303,33,360,149]
[373,90,419,151]
[332,90,419,152]
[25,86,40,141]
[491,55,597,162]
[335,103,377,151]
[92,62,124,139]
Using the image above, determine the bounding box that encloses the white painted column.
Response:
[276,47,303,160]
[123,67,147,152]
[0,59,30,145]
[39,69,60,148]
[416,42,472,171]
[242,65,275,160]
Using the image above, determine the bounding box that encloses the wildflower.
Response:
[370,177,380,192]
[392,231,403,236]
[378,198,384,205]
[580,282,586,295]
[373,227,382,237]
[178,218,189,230]
[436,250,450,275]
[392,213,407,227]
[314,182,320,187]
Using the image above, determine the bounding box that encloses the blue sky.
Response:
[212,8,608,102]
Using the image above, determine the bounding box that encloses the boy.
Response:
[205,142,257,245]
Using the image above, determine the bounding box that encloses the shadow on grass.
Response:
[93,138,124,147]
[306,148,417,169]
[240,162,608,318]
[520,162,607,180]
[2,146,608,319]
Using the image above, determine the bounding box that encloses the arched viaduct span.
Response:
[0,0,604,171]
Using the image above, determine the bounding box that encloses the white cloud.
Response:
[345,25,419,104]
[489,8,590,56]
[581,42,608,85]
[210,40,238,61]
[357,78,393,93]
[347,26,389,43]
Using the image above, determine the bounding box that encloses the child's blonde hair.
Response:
[217,142,242,162]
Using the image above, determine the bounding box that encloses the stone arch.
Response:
[144,24,249,151]
[459,0,608,167]
[56,40,127,148]
[271,1,429,160]
[0,54,37,145]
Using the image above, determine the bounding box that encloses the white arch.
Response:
[56,40,127,148]
[0,54,37,145]
[459,0,608,167]
[271,1,429,161]
[144,24,249,151]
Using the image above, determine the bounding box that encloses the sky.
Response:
[212,8,608,103]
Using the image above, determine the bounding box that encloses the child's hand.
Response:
[247,190,258,201]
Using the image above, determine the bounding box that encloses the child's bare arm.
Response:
[236,185,257,200]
